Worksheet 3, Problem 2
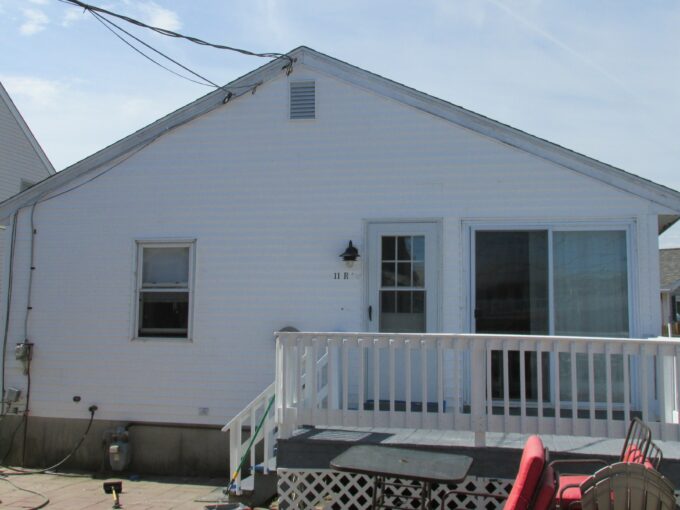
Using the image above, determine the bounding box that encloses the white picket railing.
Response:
[275,332,680,444]
[222,381,276,492]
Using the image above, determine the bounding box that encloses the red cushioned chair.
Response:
[439,435,555,510]
[552,418,662,509]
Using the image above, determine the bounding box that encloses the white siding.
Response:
[0,65,673,426]
[0,227,3,292]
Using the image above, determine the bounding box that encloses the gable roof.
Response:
[0,81,55,178]
[661,248,680,293]
[1,46,679,228]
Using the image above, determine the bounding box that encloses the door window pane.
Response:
[553,231,628,337]
[381,263,395,286]
[475,231,549,335]
[380,235,426,333]
[382,236,396,260]
[397,237,412,260]
[412,262,425,287]
[381,292,426,332]
[397,263,411,286]
[381,291,396,313]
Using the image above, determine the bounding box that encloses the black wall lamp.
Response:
[340,240,360,267]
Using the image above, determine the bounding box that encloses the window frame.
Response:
[464,220,637,337]
[132,239,196,341]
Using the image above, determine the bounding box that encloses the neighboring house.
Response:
[660,247,680,332]
[1,47,680,475]
[0,82,55,290]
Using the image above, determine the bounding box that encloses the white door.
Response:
[366,222,440,406]
[367,222,439,333]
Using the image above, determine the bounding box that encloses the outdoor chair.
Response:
[553,418,662,509]
[578,462,676,510]
[439,435,556,510]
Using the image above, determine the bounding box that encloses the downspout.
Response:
[23,204,37,344]
[20,204,37,465]
[1,213,18,417]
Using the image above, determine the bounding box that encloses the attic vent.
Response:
[290,81,315,119]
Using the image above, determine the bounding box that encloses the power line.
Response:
[90,10,220,90]
[58,0,293,69]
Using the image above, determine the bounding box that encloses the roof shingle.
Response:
[660,248,680,290]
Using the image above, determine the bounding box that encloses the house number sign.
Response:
[333,272,359,280]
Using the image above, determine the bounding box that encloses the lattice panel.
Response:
[277,469,512,510]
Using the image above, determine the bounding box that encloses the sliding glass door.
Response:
[473,226,630,404]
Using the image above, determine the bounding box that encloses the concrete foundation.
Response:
[0,415,230,477]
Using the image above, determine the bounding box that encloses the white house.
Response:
[1,47,680,475]
[0,82,55,290]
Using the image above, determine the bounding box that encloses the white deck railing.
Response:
[222,381,276,492]
[275,332,680,445]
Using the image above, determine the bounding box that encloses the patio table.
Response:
[330,445,472,510]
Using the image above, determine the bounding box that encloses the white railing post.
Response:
[471,339,486,447]
[276,335,295,439]
[657,343,677,439]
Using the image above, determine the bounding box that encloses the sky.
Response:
[1,0,679,246]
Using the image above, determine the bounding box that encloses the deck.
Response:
[278,426,680,483]
[225,331,680,508]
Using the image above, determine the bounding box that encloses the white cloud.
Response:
[0,76,61,108]
[28,0,49,5]
[136,1,181,31]
[62,8,85,27]
[20,8,49,35]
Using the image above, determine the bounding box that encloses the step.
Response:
[253,457,277,474]
[229,470,278,508]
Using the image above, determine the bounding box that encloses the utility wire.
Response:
[90,10,215,89]
[58,0,293,68]
[0,476,49,510]
[4,407,97,476]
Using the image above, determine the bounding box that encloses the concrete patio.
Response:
[0,469,229,510]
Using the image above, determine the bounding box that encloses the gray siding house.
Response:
[661,248,680,332]
[0,82,54,294]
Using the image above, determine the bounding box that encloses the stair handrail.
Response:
[222,381,276,493]
[222,382,275,432]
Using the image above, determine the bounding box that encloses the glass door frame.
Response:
[465,220,637,337]
[464,219,638,410]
